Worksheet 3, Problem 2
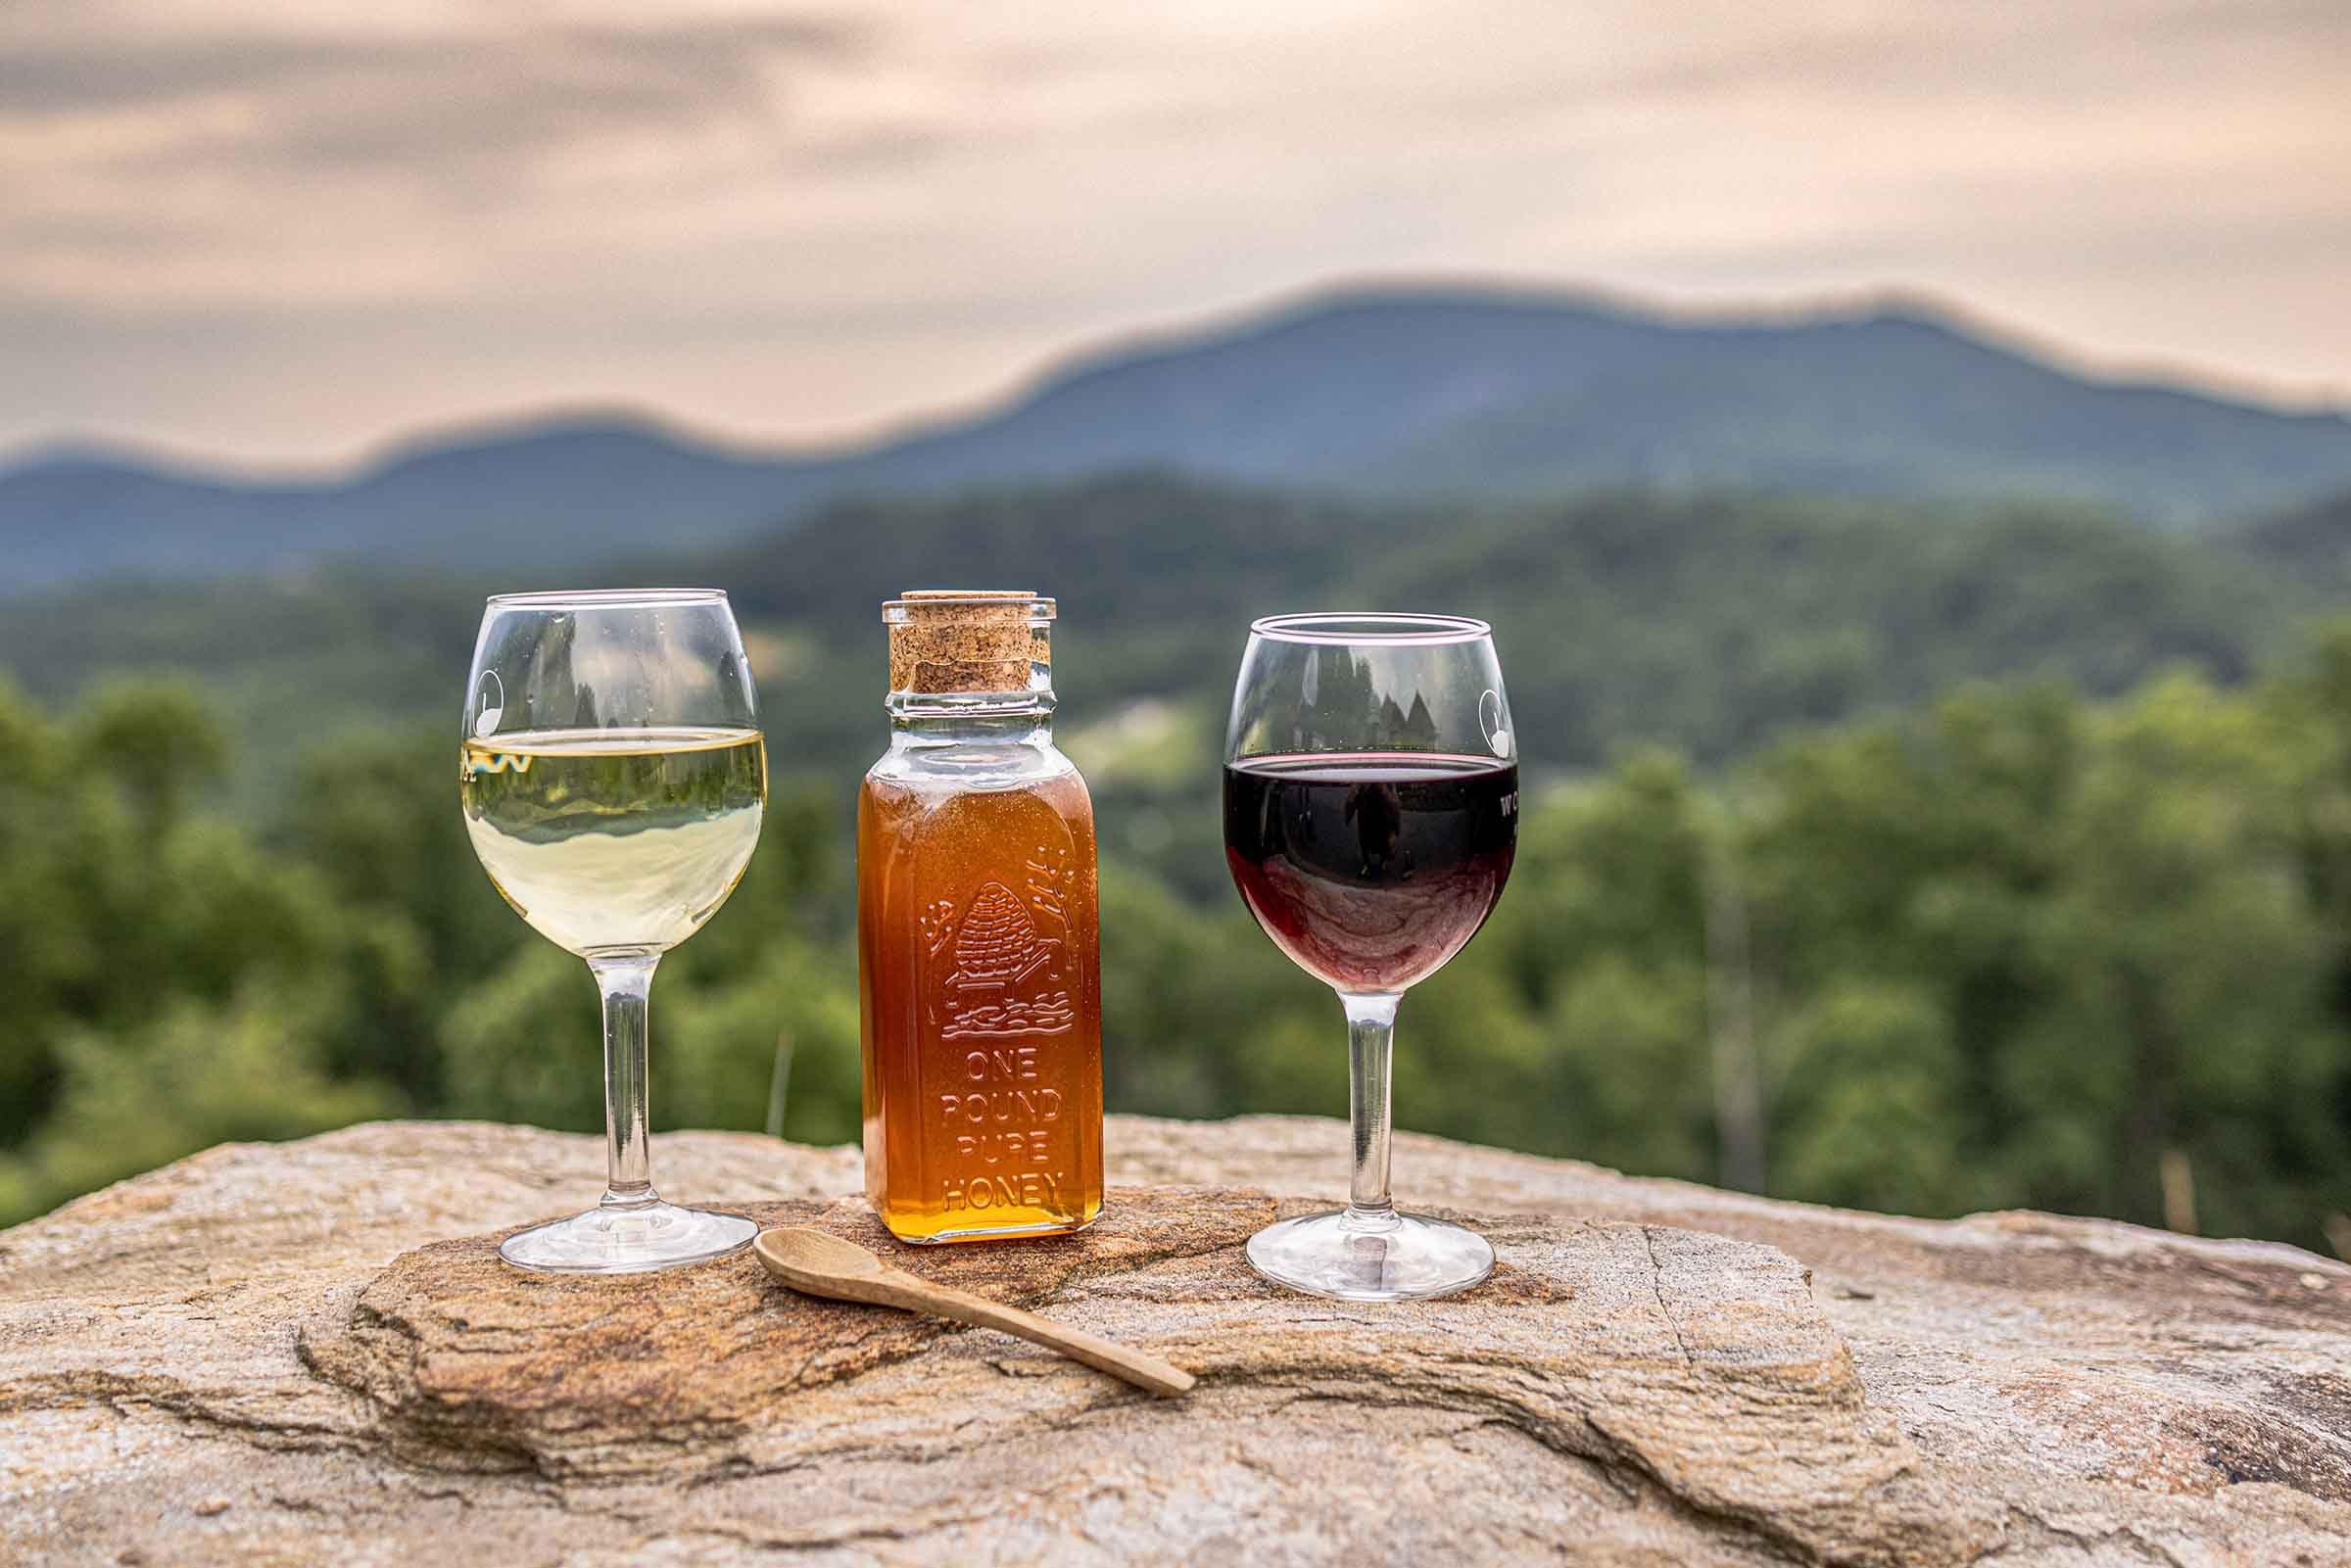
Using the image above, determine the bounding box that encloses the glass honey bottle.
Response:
[857,591,1104,1242]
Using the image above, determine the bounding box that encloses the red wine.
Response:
[1224,752,1517,993]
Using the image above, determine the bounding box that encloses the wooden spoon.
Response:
[752,1226,1194,1398]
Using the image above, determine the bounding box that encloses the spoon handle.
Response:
[861,1270,1195,1397]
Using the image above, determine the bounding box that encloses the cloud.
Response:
[0,19,858,115]
[0,11,874,181]
[0,7,913,316]
[0,0,2344,460]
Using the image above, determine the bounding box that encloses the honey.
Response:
[856,593,1105,1242]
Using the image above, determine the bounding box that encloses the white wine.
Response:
[460,727,766,956]
[459,591,771,1276]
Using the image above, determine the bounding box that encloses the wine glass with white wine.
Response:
[459,589,766,1273]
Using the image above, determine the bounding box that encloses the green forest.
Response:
[4,476,2350,1256]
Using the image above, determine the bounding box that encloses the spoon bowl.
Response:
[755,1226,887,1285]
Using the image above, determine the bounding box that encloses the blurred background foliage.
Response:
[4,475,2350,1255]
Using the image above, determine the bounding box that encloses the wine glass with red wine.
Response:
[1223,613,1518,1301]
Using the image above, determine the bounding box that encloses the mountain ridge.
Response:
[8,283,2351,591]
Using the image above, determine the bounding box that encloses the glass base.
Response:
[499,1199,757,1275]
[1245,1208,1495,1302]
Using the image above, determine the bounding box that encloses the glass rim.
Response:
[484,588,730,609]
[1248,612,1492,646]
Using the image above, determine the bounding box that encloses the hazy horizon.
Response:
[10,274,2348,481]
[7,1,2346,465]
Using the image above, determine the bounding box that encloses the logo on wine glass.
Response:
[1479,688,1511,758]
[473,671,504,738]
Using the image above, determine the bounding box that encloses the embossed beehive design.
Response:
[937,879,1074,1039]
[953,882,1039,983]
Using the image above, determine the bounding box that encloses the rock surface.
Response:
[1,1116,2345,1565]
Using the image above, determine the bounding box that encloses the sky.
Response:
[4,0,2346,469]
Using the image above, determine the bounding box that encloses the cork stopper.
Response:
[884,591,1055,695]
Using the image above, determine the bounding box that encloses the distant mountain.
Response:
[8,285,2351,591]
[0,421,798,590]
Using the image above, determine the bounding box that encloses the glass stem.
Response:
[590,952,660,1211]
[1341,990,1402,1226]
